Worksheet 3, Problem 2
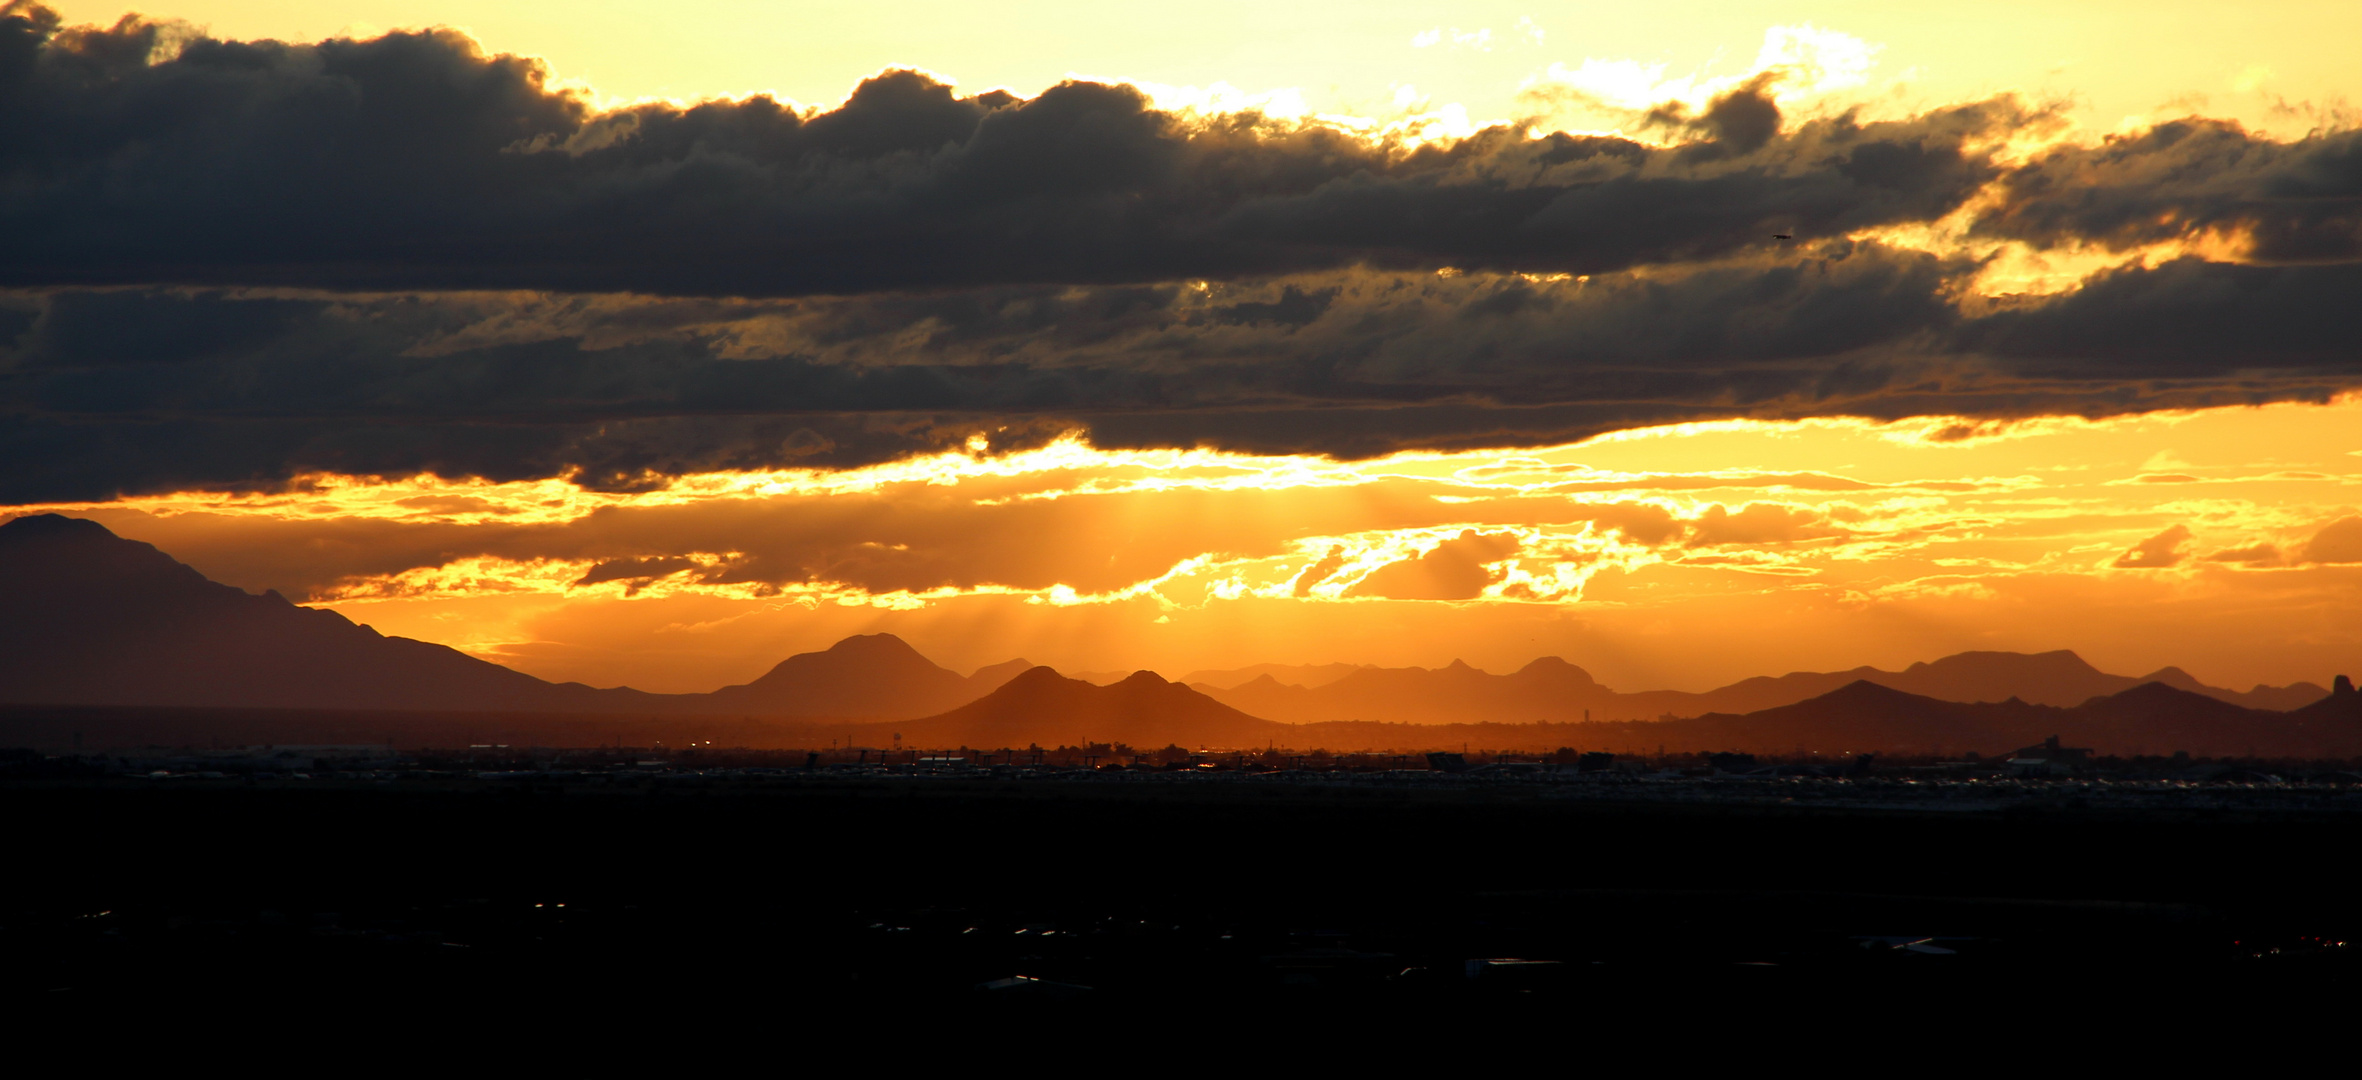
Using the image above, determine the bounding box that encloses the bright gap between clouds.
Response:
[19,397,2362,692]
[17,398,2362,611]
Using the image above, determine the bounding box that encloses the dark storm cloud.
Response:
[0,7,2020,295]
[0,240,1964,499]
[1972,118,2362,263]
[1958,258,2362,375]
[9,234,2362,501]
[3,5,2362,502]
[1646,75,1785,160]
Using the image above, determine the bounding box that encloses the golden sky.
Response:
[49,0,2360,138]
[6,1,2361,695]
[26,399,2362,693]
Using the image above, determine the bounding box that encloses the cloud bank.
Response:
[2,6,2360,500]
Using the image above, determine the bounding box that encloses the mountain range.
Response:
[0,514,1034,717]
[701,636,1031,717]
[881,666,1282,749]
[0,514,667,713]
[0,515,2346,753]
[1193,650,2325,725]
[1584,677,2362,759]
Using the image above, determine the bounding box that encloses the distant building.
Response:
[2005,735,2092,777]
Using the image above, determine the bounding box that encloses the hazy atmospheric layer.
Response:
[3,4,2360,695]
[20,401,2362,697]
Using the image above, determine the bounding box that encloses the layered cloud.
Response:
[2,11,2010,294]
[2,6,2360,501]
[13,397,2362,691]
[5,4,2362,693]
[5,400,2353,610]
[1972,118,2362,264]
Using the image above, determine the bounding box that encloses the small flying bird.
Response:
[1772,233,1793,240]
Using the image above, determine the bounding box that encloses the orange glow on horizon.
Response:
[14,397,2362,695]
[10,2,2362,698]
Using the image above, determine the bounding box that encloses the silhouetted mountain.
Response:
[1667,680,2033,755]
[0,513,668,712]
[0,515,1037,719]
[2283,674,2362,725]
[1580,680,2349,759]
[700,634,1027,718]
[5,514,2338,749]
[1196,678,2357,757]
[1878,650,2125,705]
[967,659,1037,692]
[894,667,1283,748]
[2134,666,2329,711]
[1177,662,1374,690]
[1196,649,2327,724]
[1673,652,2328,713]
[2073,681,2257,726]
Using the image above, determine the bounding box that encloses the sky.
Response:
[4,1,2361,694]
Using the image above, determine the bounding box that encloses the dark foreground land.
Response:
[8,773,2360,1024]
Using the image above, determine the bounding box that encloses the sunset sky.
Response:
[5,1,2360,694]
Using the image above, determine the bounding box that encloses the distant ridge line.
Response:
[0,514,2347,758]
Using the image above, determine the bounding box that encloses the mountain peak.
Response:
[900,663,1278,747]
[1007,664,1067,685]
[1906,649,2099,674]
[965,658,1036,694]
[2096,680,2220,705]
[0,512,115,543]
[1513,656,1598,684]
[824,633,927,659]
[715,632,979,716]
[2,513,169,564]
[1824,678,1932,703]
[2136,665,2205,690]
[2076,679,2261,722]
[0,513,654,712]
[1748,679,1960,723]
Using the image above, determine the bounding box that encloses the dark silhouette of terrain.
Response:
[701,634,1030,717]
[887,666,1283,749]
[3,514,2350,758]
[1104,677,2357,759]
[1458,677,2362,759]
[0,514,670,713]
[1664,649,2328,711]
[0,515,1025,718]
[5,676,2356,758]
[1197,650,2326,724]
